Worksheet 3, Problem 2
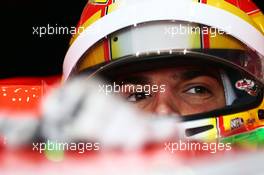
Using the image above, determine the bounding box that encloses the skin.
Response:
[116,66,226,116]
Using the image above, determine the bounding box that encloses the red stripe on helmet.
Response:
[225,0,260,15]
[103,39,111,62]
[218,116,225,137]
[203,31,210,49]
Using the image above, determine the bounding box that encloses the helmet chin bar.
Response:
[165,90,264,141]
[178,118,215,141]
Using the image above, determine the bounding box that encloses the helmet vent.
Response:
[185,125,214,137]
[258,109,264,120]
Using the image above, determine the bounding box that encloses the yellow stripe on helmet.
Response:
[206,0,262,34]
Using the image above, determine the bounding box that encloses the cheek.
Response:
[133,99,155,112]
[177,95,226,116]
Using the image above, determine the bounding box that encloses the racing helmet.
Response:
[63,0,264,145]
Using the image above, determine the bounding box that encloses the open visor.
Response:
[71,21,264,119]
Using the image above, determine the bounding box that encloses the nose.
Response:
[152,92,180,117]
[154,103,178,116]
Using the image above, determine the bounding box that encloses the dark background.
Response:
[1,0,263,79]
[1,0,87,78]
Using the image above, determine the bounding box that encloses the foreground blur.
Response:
[0,77,264,175]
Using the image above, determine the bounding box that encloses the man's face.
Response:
[116,66,226,116]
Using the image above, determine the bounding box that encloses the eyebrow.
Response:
[177,69,219,81]
[117,76,151,85]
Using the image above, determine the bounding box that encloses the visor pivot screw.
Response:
[258,109,264,120]
[113,37,118,42]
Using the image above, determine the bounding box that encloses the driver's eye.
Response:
[185,86,212,96]
[127,92,152,102]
